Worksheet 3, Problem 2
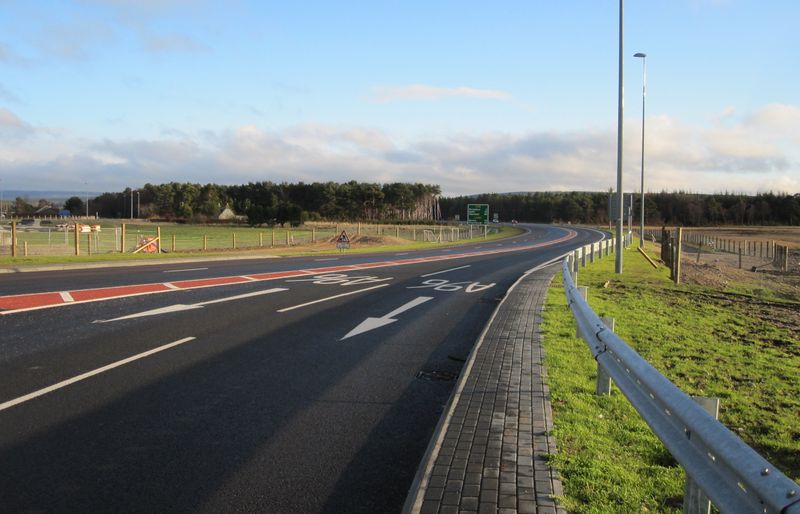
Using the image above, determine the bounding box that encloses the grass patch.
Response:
[541,242,800,512]
[0,224,522,266]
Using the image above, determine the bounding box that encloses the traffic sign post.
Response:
[467,204,489,225]
[336,230,350,251]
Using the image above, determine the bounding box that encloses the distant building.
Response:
[34,204,60,217]
[217,205,246,222]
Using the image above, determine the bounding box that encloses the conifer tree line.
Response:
[439,191,800,226]
[84,181,442,226]
[12,183,798,226]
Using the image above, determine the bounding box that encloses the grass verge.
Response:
[540,242,800,513]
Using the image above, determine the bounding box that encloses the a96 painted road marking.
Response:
[408,279,495,293]
[342,296,434,340]
[0,337,196,413]
[286,273,392,286]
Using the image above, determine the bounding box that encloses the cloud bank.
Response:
[0,104,797,196]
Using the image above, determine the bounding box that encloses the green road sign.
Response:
[467,204,489,224]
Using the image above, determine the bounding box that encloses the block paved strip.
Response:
[404,266,567,514]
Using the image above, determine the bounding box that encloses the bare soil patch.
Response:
[653,237,800,337]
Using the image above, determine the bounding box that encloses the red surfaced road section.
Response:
[0,229,578,314]
[0,292,67,311]
[169,276,253,289]
[70,283,171,302]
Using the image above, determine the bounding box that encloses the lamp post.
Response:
[130,190,134,221]
[136,191,140,218]
[634,52,647,248]
[85,182,89,218]
[615,0,625,273]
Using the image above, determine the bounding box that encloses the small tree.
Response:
[63,196,85,215]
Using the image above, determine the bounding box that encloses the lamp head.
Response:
[634,52,646,58]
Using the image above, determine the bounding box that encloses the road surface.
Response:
[0,224,603,513]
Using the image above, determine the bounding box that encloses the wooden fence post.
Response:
[11,221,17,257]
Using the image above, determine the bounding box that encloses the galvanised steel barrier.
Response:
[562,256,800,514]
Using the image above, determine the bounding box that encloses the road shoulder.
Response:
[403,264,566,514]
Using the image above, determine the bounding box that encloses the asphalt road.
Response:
[0,224,603,513]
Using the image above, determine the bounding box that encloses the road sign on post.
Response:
[336,230,350,250]
[467,204,489,225]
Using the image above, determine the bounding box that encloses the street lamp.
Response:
[136,191,140,218]
[85,182,89,218]
[130,189,134,221]
[634,52,647,248]
[615,0,625,273]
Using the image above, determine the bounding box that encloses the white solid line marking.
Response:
[277,284,389,313]
[314,258,339,261]
[395,252,409,255]
[163,267,209,273]
[421,265,471,277]
[0,337,196,413]
[163,282,179,290]
[197,288,287,306]
[59,292,74,302]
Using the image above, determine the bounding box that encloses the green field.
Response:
[541,241,800,513]
[0,221,518,265]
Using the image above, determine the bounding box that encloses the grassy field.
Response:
[541,241,800,513]
[0,222,520,266]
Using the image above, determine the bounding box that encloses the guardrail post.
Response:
[596,317,614,395]
[575,286,589,337]
[581,247,587,268]
[684,396,720,514]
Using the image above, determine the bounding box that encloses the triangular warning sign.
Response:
[337,230,350,243]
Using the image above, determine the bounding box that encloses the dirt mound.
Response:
[324,234,409,246]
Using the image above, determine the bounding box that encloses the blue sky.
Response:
[1,0,798,196]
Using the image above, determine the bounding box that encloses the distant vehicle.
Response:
[511,219,518,224]
[19,219,35,226]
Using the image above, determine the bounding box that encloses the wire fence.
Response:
[0,219,499,257]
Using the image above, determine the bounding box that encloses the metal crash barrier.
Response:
[561,256,800,514]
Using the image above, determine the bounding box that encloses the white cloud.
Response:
[0,105,797,195]
[370,84,513,103]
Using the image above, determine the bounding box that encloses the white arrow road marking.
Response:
[93,288,288,323]
[341,296,434,341]
[0,337,196,413]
